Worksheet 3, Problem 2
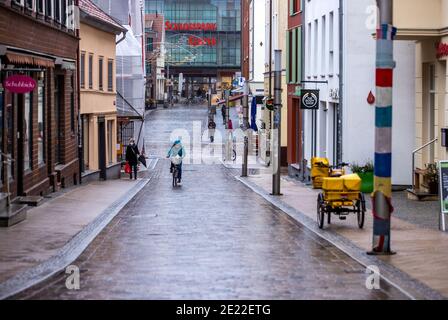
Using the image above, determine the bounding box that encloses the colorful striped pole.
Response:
[370,0,396,255]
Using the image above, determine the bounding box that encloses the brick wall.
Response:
[0,5,80,197]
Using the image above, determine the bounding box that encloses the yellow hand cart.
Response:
[317,174,366,229]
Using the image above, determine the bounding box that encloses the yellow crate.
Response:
[325,192,360,202]
[322,177,344,191]
[312,157,329,168]
[311,167,329,178]
[312,176,325,189]
[342,174,362,192]
[329,201,356,208]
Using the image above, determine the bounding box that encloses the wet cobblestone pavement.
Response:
[14,105,407,300]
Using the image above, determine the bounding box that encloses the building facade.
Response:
[0,0,80,201]
[146,0,241,97]
[242,0,265,93]
[79,0,125,181]
[260,0,288,167]
[93,0,146,157]
[145,11,165,103]
[303,0,415,186]
[286,0,303,178]
[394,0,448,193]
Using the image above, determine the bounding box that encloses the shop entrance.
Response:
[98,117,106,180]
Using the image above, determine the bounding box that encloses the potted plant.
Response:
[351,161,374,193]
[424,163,439,195]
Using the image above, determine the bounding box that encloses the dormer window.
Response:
[45,0,52,18]
[37,0,44,14]
[25,0,33,10]
[55,0,61,23]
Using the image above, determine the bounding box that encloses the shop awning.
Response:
[215,94,246,105]
[6,52,55,68]
[229,94,245,102]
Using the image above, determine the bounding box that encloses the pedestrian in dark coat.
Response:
[125,138,140,180]
[221,106,226,125]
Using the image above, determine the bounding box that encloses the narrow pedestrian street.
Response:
[13,104,406,300]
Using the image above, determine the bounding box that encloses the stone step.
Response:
[0,204,27,227]
[407,188,439,201]
[18,196,44,207]
[0,193,10,210]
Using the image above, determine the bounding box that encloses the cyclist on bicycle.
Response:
[167,139,186,183]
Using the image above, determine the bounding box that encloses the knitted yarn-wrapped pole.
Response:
[370,0,396,255]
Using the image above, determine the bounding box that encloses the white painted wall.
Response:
[250,0,266,84]
[304,0,340,164]
[304,0,416,185]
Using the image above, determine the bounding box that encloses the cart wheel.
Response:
[317,193,325,229]
[357,193,366,229]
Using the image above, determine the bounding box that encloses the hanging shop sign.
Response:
[301,89,320,110]
[3,74,36,94]
[367,91,376,105]
[436,42,448,59]
[438,161,448,231]
[165,21,217,31]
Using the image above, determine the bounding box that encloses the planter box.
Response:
[358,172,374,194]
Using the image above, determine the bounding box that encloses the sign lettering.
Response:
[3,75,36,94]
[165,21,217,31]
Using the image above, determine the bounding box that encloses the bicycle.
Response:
[172,164,181,187]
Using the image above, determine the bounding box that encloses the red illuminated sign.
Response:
[188,36,217,47]
[436,42,448,59]
[165,21,217,31]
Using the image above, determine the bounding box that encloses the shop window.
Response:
[38,73,45,165]
[70,74,75,132]
[24,92,32,171]
[82,115,89,171]
[107,120,114,164]
[6,97,14,179]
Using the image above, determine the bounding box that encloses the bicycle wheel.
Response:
[172,169,178,187]
[357,193,366,229]
[317,193,325,229]
[232,150,237,161]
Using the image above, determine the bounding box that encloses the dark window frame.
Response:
[80,52,85,88]
[107,59,114,92]
[98,57,104,91]
[88,53,93,89]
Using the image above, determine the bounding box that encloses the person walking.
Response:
[221,105,226,125]
[208,119,216,143]
[125,138,140,180]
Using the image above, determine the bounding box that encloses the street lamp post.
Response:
[242,82,249,177]
[369,0,396,255]
[272,50,282,196]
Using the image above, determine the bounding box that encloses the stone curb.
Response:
[235,175,447,301]
[0,178,151,300]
